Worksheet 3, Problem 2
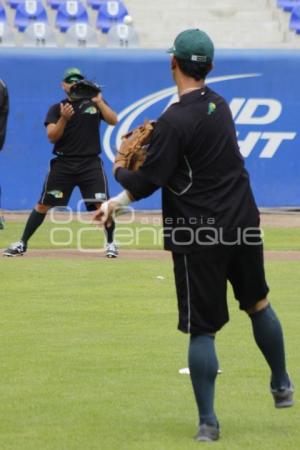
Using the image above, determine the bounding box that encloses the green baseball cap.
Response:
[63,67,84,82]
[167,29,214,64]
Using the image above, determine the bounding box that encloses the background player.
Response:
[4,68,118,257]
[0,78,9,230]
[94,29,294,441]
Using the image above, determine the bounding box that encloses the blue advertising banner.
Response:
[0,48,299,210]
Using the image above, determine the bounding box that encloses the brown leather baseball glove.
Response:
[114,120,155,171]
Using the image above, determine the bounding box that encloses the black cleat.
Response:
[271,379,294,408]
[194,423,220,442]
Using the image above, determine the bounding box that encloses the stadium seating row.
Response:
[0,0,128,33]
[1,0,299,49]
[0,0,140,47]
[277,0,300,33]
[0,20,138,47]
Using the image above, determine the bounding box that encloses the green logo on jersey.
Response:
[83,106,98,114]
[47,190,63,199]
[208,102,216,115]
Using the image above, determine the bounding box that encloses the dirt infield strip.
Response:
[3,249,300,261]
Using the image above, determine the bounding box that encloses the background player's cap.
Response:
[167,29,214,64]
[63,67,84,83]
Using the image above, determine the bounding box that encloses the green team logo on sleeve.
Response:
[47,190,63,199]
[208,102,216,115]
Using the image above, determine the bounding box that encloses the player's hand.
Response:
[93,200,117,225]
[92,93,103,104]
[60,102,74,121]
[113,160,126,176]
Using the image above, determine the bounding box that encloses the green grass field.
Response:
[0,221,299,449]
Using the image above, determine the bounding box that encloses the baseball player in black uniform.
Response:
[94,30,294,441]
[0,78,9,230]
[4,68,118,257]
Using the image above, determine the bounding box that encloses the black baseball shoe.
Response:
[194,423,220,442]
[271,377,294,408]
[3,240,27,257]
[106,242,118,258]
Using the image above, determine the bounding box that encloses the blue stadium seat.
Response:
[107,22,139,48]
[290,6,300,32]
[0,3,7,23]
[47,0,62,9]
[22,22,58,46]
[64,23,99,47]
[55,0,89,32]
[6,0,25,9]
[277,0,300,12]
[87,0,107,10]
[96,0,128,33]
[14,0,48,32]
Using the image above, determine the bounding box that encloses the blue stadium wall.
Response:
[1,48,300,210]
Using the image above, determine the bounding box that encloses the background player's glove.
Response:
[69,79,101,100]
[114,120,155,172]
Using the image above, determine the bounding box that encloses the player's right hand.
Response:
[60,102,74,121]
[93,200,117,226]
